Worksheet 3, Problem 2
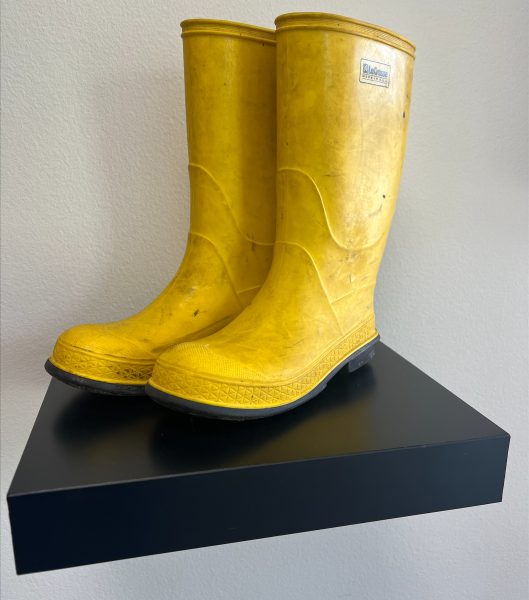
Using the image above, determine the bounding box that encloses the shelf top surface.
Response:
[8,344,507,496]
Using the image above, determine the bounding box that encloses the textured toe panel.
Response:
[150,318,376,409]
[50,324,155,385]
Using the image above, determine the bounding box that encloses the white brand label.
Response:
[359,59,391,88]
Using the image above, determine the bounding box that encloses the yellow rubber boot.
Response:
[147,13,415,418]
[46,20,276,394]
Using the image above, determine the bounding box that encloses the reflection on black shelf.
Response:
[149,364,376,471]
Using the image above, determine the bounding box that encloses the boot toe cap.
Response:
[150,341,298,410]
[49,324,155,385]
[154,341,263,383]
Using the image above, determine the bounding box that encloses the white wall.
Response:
[1,1,527,598]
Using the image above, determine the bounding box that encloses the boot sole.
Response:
[44,360,147,396]
[146,335,380,420]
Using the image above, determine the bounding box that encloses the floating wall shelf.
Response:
[7,344,510,574]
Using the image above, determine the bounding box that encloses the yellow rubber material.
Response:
[149,12,415,414]
[48,20,277,389]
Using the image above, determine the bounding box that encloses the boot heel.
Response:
[346,340,378,374]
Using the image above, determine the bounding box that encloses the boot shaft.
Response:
[275,13,415,330]
[182,20,277,251]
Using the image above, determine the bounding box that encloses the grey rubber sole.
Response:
[44,360,147,396]
[146,336,380,420]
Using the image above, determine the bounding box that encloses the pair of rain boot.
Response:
[46,13,416,420]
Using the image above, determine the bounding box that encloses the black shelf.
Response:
[7,344,510,575]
